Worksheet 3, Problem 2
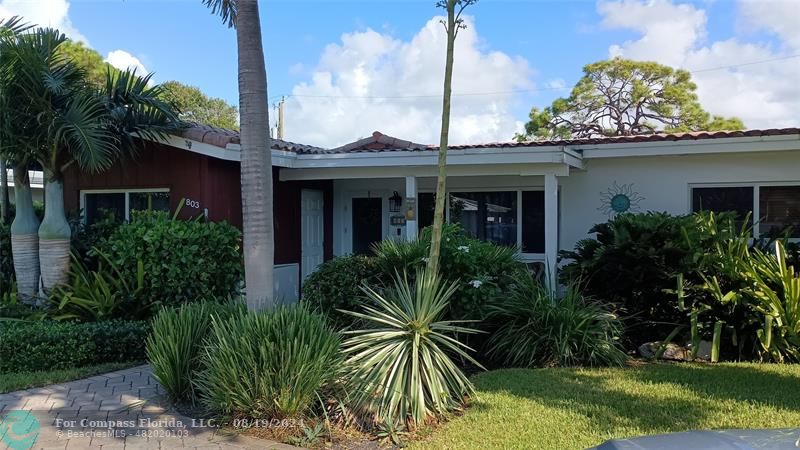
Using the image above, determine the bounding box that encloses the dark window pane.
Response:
[759,186,800,238]
[84,193,125,225]
[450,191,517,246]
[129,192,171,215]
[522,191,545,253]
[352,197,382,255]
[692,186,754,228]
[418,193,435,232]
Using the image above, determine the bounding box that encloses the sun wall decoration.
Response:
[599,182,644,217]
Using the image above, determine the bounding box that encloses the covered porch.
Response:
[279,140,583,289]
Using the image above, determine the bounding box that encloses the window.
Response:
[415,189,548,254]
[760,186,800,238]
[82,190,170,224]
[691,184,800,238]
[521,191,545,253]
[418,192,436,231]
[450,191,517,246]
[692,186,754,228]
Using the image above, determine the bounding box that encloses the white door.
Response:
[301,189,325,281]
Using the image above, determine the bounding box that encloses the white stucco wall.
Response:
[331,149,800,260]
[559,149,800,253]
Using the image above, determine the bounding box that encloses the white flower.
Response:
[469,280,483,288]
[457,245,470,253]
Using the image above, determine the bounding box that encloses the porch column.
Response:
[405,175,417,241]
[544,172,558,291]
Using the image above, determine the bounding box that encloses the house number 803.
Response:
[185,198,201,209]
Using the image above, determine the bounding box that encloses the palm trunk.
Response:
[10,166,40,302]
[0,160,9,224]
[38,176,71,295]
[236,0,274,310]
[428,0,458,276]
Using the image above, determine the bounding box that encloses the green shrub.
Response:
[560,212,708,346]
[373,224,525,323]
[697,240,800,363]
[301,255,380,329]
[197,305,341,419]
[342,270,482,426]
[69,209,122,270]
[0,320,149,372]
[486,275,627,368]
[147,300,244,403]
[95,211,242,311]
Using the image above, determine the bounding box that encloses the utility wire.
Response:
[268,53,800,101]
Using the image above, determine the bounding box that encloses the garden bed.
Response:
[412,362,800,449]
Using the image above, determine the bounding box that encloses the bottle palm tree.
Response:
[203,0,275,310]
[3,27,179,295]
[0,17,39,300]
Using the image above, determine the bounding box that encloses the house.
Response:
[62,124,800,300]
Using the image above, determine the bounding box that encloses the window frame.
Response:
[80,188,171,223]
[688,181,800,238]
[418,187,548,261]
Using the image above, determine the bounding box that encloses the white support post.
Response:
[544,173,558,292]
[405,175,418,241]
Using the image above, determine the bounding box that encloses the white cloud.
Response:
[283,17,534,147]
[598,0,800,129]
[0,0,87,43]
[104,50,149,75]
[739,0,800,51]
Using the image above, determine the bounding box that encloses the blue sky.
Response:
[2,0,798,145]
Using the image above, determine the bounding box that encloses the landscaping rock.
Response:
[638,342,689,361]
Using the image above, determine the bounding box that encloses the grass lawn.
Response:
[0,362,139,394]
[412,362,800,450]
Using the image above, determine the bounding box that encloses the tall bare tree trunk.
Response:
[428,0,458,275]
[10,165,40,302]
[38,174,71,295]
[0,160,8,224]
[236,0,274,310]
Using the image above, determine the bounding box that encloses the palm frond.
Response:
[102,68,182,157]
[54,92,117,172]
[202,0,238,28]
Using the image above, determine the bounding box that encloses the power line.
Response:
[268,53,800,101]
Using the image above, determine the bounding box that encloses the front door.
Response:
[352,197,382,255]
[301,189,325,281]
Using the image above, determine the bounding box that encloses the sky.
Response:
[1,0,799,147]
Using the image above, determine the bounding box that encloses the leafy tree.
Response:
[161,80,239,130]
[204,0,275,310]
[428,0,476,275]
[516,58,745,140]
[57,41,119,88]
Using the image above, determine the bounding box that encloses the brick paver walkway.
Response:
[0,365,297,450]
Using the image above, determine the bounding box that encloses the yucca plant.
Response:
[341,269,483,427]
[486,274,627,368]
[147,300,243,403]
[197,305,341,419]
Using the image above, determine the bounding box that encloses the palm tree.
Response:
[0,17,39,300]
[203,0,275,310]
[4,27,179,294]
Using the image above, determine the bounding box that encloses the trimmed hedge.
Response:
[95,211,243,311]
[0,320,149,372]
[301,254,381,329]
